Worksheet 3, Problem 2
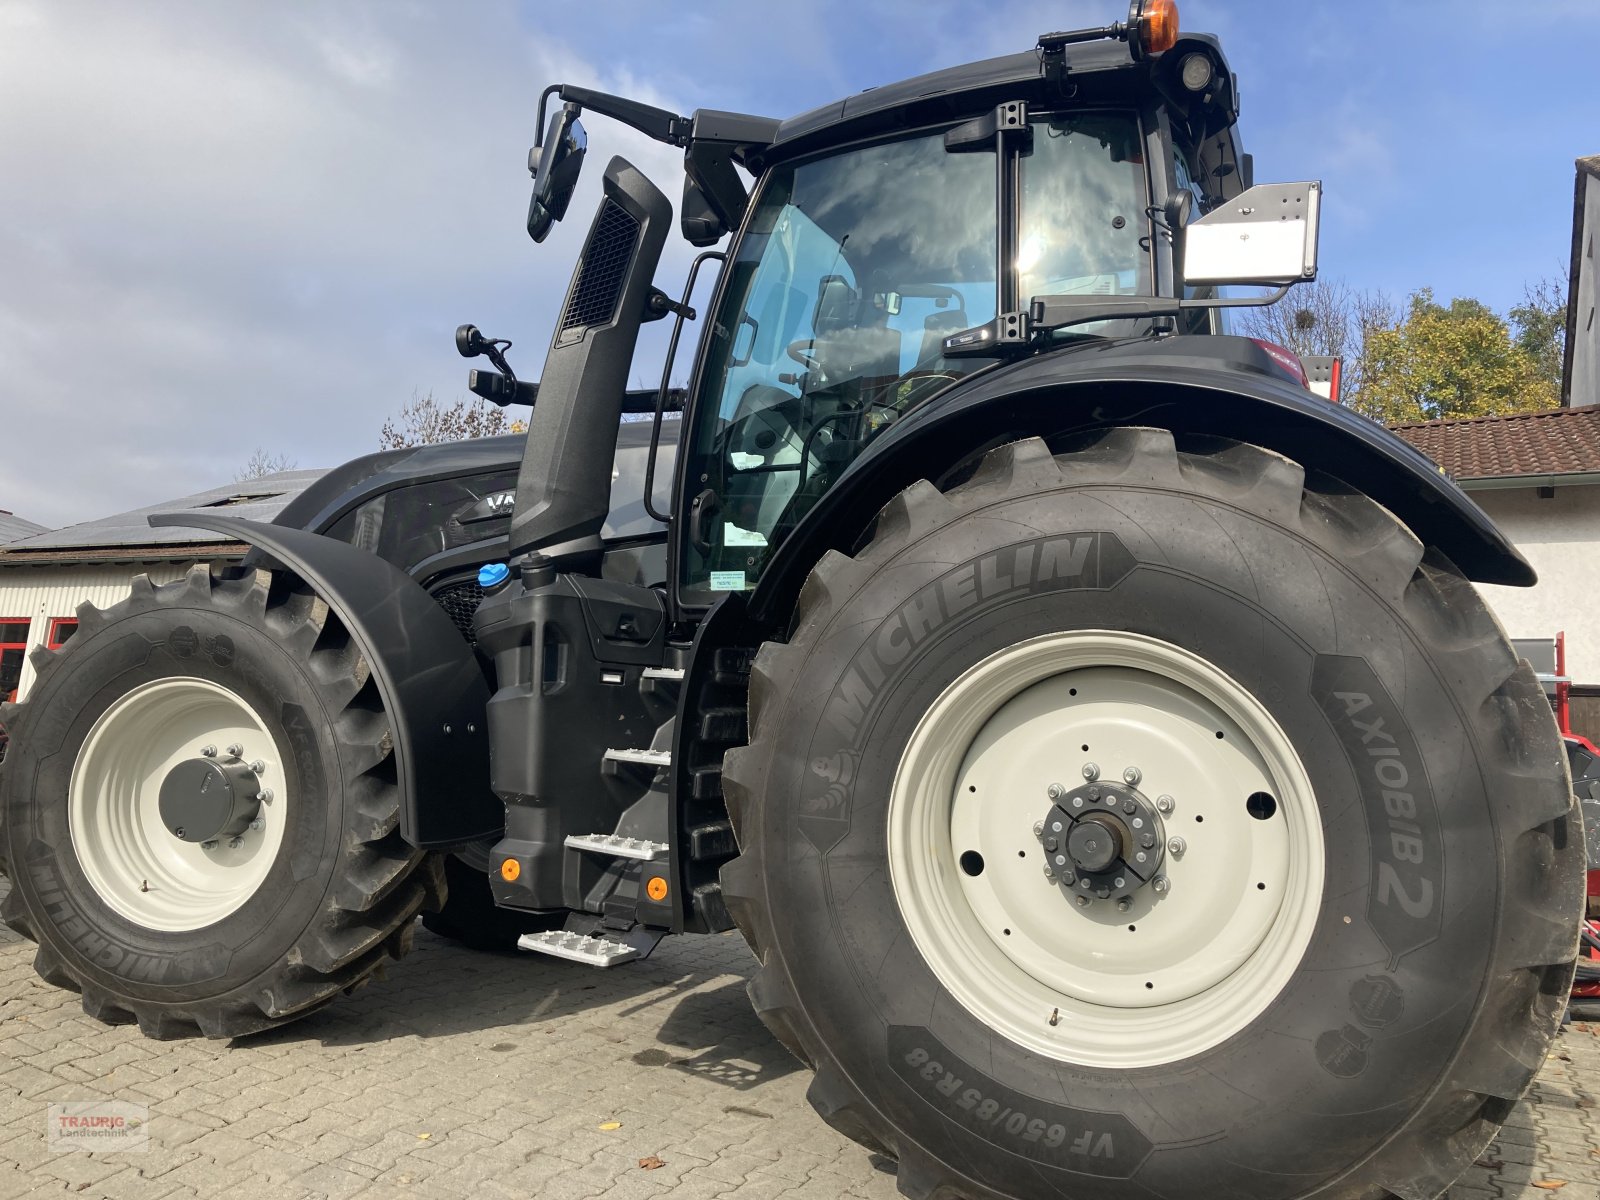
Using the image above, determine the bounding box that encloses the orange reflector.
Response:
[646,876,669,902]
[500,858,521,883]
[1140,0,1179,54]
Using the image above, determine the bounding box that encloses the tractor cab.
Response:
[501,0,1320,611]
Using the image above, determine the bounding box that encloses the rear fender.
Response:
[149,513,497,848]
[748,337,1533,629]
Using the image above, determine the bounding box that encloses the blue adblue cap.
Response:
[478,562,511,589]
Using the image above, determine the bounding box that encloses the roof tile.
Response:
[1389,406,1600,480]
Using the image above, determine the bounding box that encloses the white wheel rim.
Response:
[69,677,289,932]
[888,631,1324,1069]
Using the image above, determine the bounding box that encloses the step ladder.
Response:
[517,929,642,967]
[563,833,668,862]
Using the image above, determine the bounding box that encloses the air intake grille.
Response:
[433,580,484,644]
[560,198,639,332]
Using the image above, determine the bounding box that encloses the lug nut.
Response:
[226,744,244,759]
[1168,836,1187,856]
[1096,887,1111,899]
[1117,898,1132,913]
[257,789,273,803]
[1082,762,1099,781]
[1076,895,1091,908]
[1122,766,1142,785]
[1043,866,1056,881]
[1033,820,1044,838]
[1152,875,1170,895]
[200,745,217,758]
[1047,783,1065,801]
[201,840,218,851]
[249,818,265,832]
[228,837,243,849]
[1140,832,1156,849]
[1122,799,1137,816]
[1156,794,1175,815]
[1043,836,1059,852]
[249,760,266,775]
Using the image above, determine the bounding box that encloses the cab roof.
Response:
[755,32,1236,165]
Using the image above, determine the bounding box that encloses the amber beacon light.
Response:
[1135,0,1179,55]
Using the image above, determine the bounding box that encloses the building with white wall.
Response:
[0,472,320,703]
[1393,406,1600,736]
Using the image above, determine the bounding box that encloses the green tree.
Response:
[1355,289,1558,425]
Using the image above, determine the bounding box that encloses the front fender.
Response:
[748,336,1532,628]
[149,513,497,848]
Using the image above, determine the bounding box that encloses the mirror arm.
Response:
[540,83,692,148]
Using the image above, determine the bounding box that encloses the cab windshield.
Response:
[679,113,1150,602]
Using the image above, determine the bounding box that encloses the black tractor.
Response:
[0,4,1583,1198]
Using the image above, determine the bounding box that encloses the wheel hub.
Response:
[158,752,262,844]
[1039,780,1166,904]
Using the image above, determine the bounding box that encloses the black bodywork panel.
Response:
[147,513,500,848]
[745,334,1533,630]
[472,568,674,914]
[274,418,679,588]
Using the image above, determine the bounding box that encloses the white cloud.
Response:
[0,0,701,529]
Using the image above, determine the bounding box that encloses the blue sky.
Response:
[1,0,1595,527]
[523,0,1595,315]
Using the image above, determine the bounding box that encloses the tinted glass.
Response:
[680,129,997,602]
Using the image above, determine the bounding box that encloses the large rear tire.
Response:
[721,430,1584,1200]
[0,566,443,1038]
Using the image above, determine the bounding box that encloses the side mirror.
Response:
[526,105,587,243]
[1179,181,1321,289]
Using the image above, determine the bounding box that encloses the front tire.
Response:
[0,566,443,1038]
[721,429,1583,1200]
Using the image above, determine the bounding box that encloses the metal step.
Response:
[564,833,668,862]
[517,929,641,967]
[603,747,672,768]
[642,667,685,681]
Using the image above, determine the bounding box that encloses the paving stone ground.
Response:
[2,873,1597,1200]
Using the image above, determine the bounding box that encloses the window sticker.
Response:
[709,570,748,591]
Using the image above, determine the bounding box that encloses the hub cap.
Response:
[888,631,1323,1068]
[68,678,288,932]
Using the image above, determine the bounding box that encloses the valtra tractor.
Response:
[0,4,1585,1198]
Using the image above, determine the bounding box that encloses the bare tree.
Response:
[378,390,520,449]
[234,448,298,480]
[1234,279,1395,407]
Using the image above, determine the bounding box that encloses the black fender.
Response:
[747,335,1533,628]
[149,513,498,848]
